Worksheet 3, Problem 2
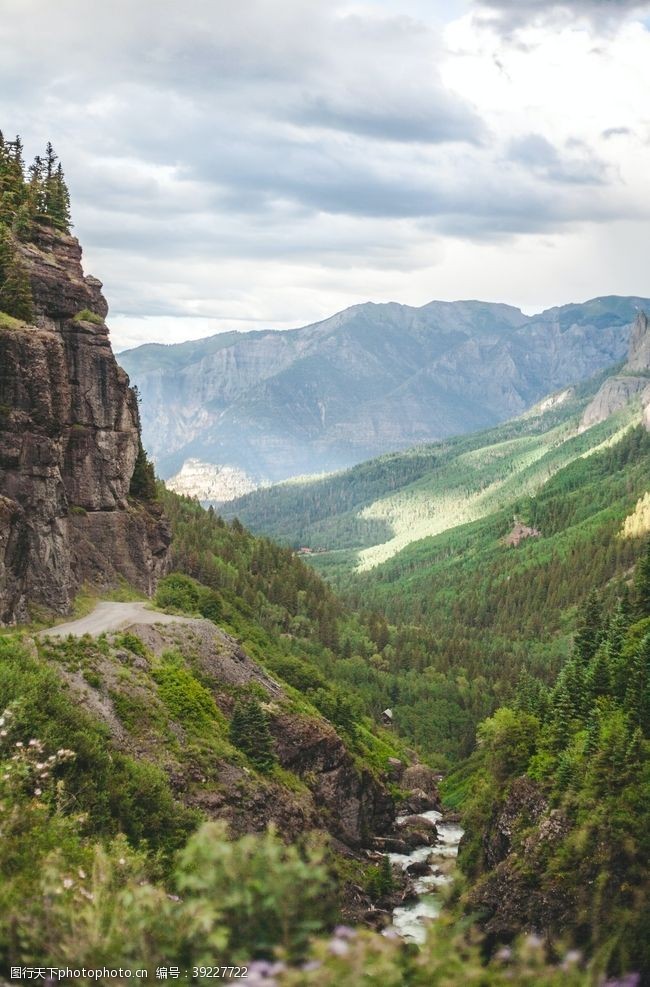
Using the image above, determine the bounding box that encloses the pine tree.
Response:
[0,230,33,322]
[230,699,276,772]
[130,441,157,501]
[574,590,604,664]
[634,540,650,619]
[625,635,650,735]
[46,161,72,232]
[586,645,611,701]
[26,155,46,223]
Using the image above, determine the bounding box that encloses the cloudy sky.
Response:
[1,0,649,350]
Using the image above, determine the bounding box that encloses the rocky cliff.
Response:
[0,226,169,623]
[581,310,650,430]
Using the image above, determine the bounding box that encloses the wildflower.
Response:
[328,939,350,957]
[34,788,42,796]
[15,742,23,748]
[561,949,582,970]
[62,877,74,889]
[78,868,86,879]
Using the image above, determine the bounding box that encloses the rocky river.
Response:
[386,810,464,943]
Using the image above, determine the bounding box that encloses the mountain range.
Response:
[118,295,650,496]
[224,309,650,572]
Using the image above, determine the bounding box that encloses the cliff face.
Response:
[581,310,650,430]
[0,226,169,623]
[465,777,573,940]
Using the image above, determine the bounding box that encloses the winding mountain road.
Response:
[41,601,195,638]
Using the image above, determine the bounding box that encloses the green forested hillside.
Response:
[223,370,625,564]
[223,374,650,761]
[444,547,650,979]
[336,425,650,757]
[2,483,646,984]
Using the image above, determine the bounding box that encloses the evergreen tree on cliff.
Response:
[130,441,158,501]
[0,132,72,235]
[0,227,33,321]
[230,699,276,772]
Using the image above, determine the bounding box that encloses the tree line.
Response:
[0,133,72,322]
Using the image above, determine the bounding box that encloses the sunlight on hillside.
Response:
[356,407,641,571]
[621,491,650,538]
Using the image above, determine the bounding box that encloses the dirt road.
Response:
[41,601,194,638]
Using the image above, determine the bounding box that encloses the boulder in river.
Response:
[400,788,439,814]
[406,860,432,877]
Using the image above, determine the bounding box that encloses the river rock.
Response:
[371,836,410,854]
[406,860,432,877]
[400,814,439,832]
[400,788,439,814]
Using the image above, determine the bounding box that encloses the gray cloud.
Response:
[602,125,632,138]
[0,0,648,344]
[507,134,607,184]
[474,0,650,31]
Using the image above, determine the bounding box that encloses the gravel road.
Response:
[41,601,194,638]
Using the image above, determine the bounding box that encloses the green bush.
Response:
[176,822,334,962]
[73,308,103,325]
[155,573,201,614]
[268,654,327,693]
[153,655,225,734]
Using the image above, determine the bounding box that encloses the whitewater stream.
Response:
[386,810,464,944]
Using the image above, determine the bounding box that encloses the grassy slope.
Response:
[224,368,623,567]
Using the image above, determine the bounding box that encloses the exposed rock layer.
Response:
[581,310,650,430]
[0,226,169,622]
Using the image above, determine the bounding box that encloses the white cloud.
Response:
[0,0,648,348]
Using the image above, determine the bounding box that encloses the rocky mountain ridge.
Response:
[581,309,650,430]
[119,295,649,491]
[0,225,169,623]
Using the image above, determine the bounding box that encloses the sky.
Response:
[1,0,649,351]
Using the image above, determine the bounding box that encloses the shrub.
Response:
[153,657,224,734]
[176,822,334,963]
[155,573,201,614]
[73,308,103,325]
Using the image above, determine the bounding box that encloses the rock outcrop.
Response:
[0,226,169,622]
[55,615,395,849]
[581,310,650,430]
[467,777,573,939]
